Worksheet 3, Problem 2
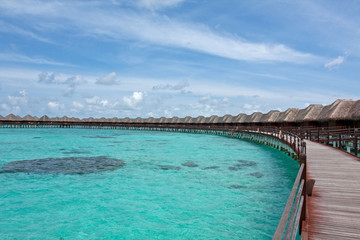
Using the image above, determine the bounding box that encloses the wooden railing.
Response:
[241,127,308,239]
[272,136,307,240]
[283,126,359,157]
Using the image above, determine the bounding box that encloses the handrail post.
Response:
[317,128,320,142]
[299,141,307,235]
[355,129,358,156]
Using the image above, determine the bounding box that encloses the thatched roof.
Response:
[276,108,300,122]
[164,117,172,123]
[83,117,95,122]
[143,117,153,123]
[109,117,119,123]
[348,100,360,120]
[295,104,324,122]
[188,117,198,124]
[170,117,179,123]
[159,117,167,123]
[259,110,280,123]
[133,117,142,123]
[5,114,21,120]
[121,117,130,123]
[249,112,263,123]
[51,117,61,121]
[70,117,81,122]
[176,117,185,123]
[318,99,354,121]
[22,114,36,121]
[196,116,206,124]
[235,113,247,123]
[39,115,50,121]
[184,116,192,123]
[223,114,235,123]
[208,115,219,123]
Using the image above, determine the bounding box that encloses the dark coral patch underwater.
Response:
[1,156,125,175]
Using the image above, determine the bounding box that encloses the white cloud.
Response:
[0,52,66,65]
[0,20,52,43]
[72,101,84,109]
[38,72,59,84]
[324,56,345,69]
[38,72,86,97]
[1,104,10,111]
[123,91,145,108]
[243,103,261,113]
[152,80,190,91]
[85,96,101,105]
[48,101,64,112]
[96,72,118,85]
[0,0,320,64]
[2,90,29,114]
[137,0,185,10]
[63,75,86,97]
[190,95,233,116]
[65,75,85,87]
[85,96,112,107]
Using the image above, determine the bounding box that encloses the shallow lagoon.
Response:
[0,128,299,239]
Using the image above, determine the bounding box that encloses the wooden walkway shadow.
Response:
[303,140,360,240]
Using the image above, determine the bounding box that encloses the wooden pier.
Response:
[302,140,360,240]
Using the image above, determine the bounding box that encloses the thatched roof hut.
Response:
[223,114,235,123]
[184,116,192,123]
[259,110,280,123]
[348,100,360,120]
[22,114,36,121]
[318,99,355,121]
[208,115,219,123]
[83,117,95,122]
[121,117,130,123]
[276,108,300,122]
[5,114,21,120]
[70,117,81,122]
[248,112,263,123]
[109,117,119,123]
[159,117,167,123]
[295,104,324,122]
[234,113,248,123]
[39,115,50,121]
[196,116,206,124]
[169,117,179,123]
[188,117,197,124]
[51,117,61,121]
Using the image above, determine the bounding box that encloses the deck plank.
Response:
[304,140,360,240]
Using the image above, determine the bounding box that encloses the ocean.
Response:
[0,128,299,239]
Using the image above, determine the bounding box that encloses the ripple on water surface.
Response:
[0,128,299,239]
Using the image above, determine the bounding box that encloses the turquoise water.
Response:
[0,128,299,239]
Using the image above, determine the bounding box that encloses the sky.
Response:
[0,0,359,118]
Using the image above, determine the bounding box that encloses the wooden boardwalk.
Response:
[302,140,360,240]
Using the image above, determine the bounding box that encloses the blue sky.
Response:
[0,0,359,118]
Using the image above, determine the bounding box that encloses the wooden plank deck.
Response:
[303,140,360,240]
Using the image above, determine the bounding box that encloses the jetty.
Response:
[302,140,360,239]
[1,98,360,239]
